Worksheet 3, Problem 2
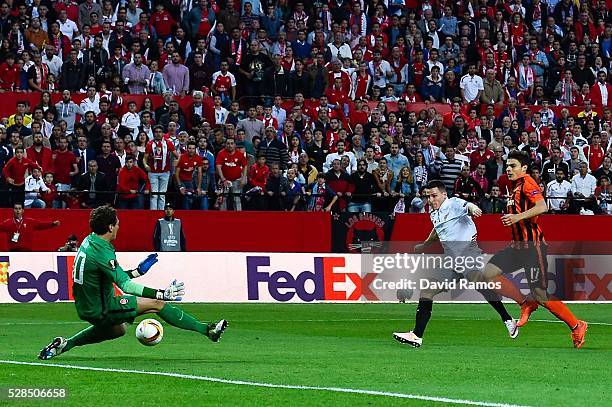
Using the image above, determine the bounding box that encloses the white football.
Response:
[135,319,164,346]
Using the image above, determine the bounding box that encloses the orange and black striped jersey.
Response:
[506,175,545,243]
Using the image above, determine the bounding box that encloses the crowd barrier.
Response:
[0,209,331,252]
[0,209,611,252]
[0,92,602,125]
[1,252,609,303]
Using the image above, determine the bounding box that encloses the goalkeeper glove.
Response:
[156,279,185,301]
[130,253,159,278]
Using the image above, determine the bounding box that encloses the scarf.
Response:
[152,139,168,172]
[231,39,243,65]
[517,64,534,89]
[562,80,576,105]
[308,183,326,211]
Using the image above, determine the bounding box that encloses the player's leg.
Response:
[393,288,439,347]
[484,246,540,327]
[524,245,588,347]
[137,297,228,342]
[39,323,127,360]
[39,295,139,359]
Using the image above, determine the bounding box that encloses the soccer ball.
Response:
[135,319,164,346]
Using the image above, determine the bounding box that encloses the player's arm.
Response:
[415,228,439,253]
[102,258,182,301]
[502,198,547,226]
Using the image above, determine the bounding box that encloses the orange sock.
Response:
[494,276,526,304]
[543,301,579,329]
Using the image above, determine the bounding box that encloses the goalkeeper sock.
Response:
[158,304,209,335]
[64,325,118,352]
[413,298,433,338]
[542,300,579,329]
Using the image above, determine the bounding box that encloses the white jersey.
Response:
[429,197,481,274]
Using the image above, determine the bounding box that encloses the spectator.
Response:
[265,162,288,211]
[237,107,265,143]
[153,202,186,251]
[122,52,150,94]
[256,126,289,170]
[144,125,179,210]
[454,165,484,204]
[25,133,53,174]
[2,147,39,206]
[570,162,598,214]
[459,64,484,105]
[547,168,572,214]
[542,147,570,184]
[24,167,49,208]
[306,173,337,212]
[74,160,109,208]
[348,159,378,213]
[162,51,190,96]
[174,142,203,210]
[216,138,248,211]
[0,203,59,252]
[117,155,150,209]
[481,185,506,214]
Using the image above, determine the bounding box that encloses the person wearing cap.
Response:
[256,126,290,170]
[153,203,186,252]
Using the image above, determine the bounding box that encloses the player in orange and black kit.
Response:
[482,151,588,348]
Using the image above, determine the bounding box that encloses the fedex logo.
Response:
[247,256,378,302]
[7,256,75,303]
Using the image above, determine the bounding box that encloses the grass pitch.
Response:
[0,303,610,406]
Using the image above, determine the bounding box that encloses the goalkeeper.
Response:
[39,205,228,360]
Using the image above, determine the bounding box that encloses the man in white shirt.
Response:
[79,87,101,116]
[570,162,597,214]
[121,101,141,138]
[271,95,287,130]
[546,169,572,213]
[58,9,79,40]
[368,49,393,89]
[42,45,63,76]
[323,140,357,173]
[24,168,49,208]
[460,63,484,104]
[393,180,518,348]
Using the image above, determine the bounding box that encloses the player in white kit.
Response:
[393,180,519,347]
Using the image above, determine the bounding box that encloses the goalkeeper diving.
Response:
[39,205,228,360]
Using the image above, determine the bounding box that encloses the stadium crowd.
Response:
[0,0,610,214]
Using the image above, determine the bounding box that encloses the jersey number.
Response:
[73,251,86,285]
[527,267,540,283]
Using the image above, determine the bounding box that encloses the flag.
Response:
[0,256,9,285]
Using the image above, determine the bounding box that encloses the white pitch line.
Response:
[0,319,611,326]
[0,360,528,407]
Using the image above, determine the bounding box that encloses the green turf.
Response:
[0,303,610,406]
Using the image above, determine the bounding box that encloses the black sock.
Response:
[413,298,433,338]
[478,289,513,321]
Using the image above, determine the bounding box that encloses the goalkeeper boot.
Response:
[504,319,519,339]
[392,331,422,348]
[517,300,539,327]
[207,320,229,343]
[38,337,67,360]
[571,320,588,349]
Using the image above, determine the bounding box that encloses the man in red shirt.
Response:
[469,138,495,171]
[26,133,54,174]
[216,138,247,210]
[2,147,40,206]
[0,203,60,251]
[174,142,203,209]
[117,155,151,209]
[52,136,79,206]
[144,125,180,210]
[247,155,269,210]
[584,133,605,173]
